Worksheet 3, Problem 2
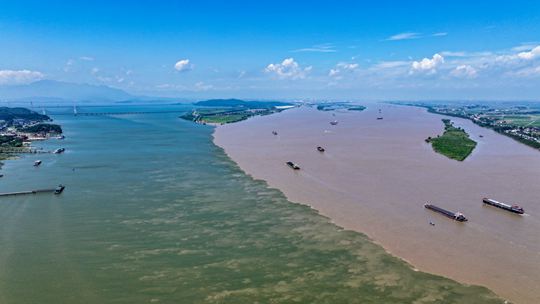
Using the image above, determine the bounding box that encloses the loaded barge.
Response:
[483,198,524,214]
[286,161,300,170]
[424,204,468,222]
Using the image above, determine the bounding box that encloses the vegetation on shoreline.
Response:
[181,99,294,125]
[348,105,366,111]
[394,102,540,151]
[19,123,62,134]
[194,98,291,109]
[0,107,62,167]
[315,103,366,112]
[426,119,477,161]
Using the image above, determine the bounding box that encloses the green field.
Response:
[427,119,477,161]
[200,114,249,124]
[498,114,540,127]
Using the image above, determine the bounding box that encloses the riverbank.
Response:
[213,104,540,304]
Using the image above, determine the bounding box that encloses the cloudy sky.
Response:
[1,0,540,100]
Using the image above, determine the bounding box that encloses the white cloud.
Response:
[292,43,336,53]
[91,67,100,75]
[517,46,540,60]
[411,53,444,74]
[328,62,359,78]
[496,45,540,64]
[0,70,44,85]
[372,61,410,69]
[79,56,94,61]
[451,65,478,78]
[432,32,448,37]
[265,58,312,80]
[194,81,213,91]
[174,59,192,72]
[508,65,540,77]
[385,32,421,41]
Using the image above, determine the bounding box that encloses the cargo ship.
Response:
[286,161,300,170]
[54,184,65,195]
[482,198,524,214]
[424,203,468,222]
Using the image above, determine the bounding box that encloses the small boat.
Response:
[424,203,467,222]
[286,161,300,170]
[479,135,484,138]
[429,221,435,226]
[54,148,65,154]
[330,120,338,125]
[272,131,278,135]
[377,117,383,120]
[54,184,65,195]
[317,146,325,152]
[34,160,42,167]
[58,135,65,140]
[483,198,524,214]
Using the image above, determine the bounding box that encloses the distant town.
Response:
[397,102,540,150]
[0,107,63,164]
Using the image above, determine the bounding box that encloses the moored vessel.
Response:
[54,184,65,194]
[424,203,468,222]
[483,198,524,214]
[286,161,300,170]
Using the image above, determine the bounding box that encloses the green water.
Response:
[0,106,503,303]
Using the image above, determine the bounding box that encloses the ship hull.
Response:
[483,199,524,214]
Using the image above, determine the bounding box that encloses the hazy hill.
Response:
[0,80,134,103]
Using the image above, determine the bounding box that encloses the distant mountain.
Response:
[194,98,292,109]
[0,80,134,103]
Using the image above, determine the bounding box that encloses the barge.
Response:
[483,198,524,214]
[286,161,300,170]
[424,203,468,222]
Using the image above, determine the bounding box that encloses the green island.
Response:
[426,119,477,161]
[0,107,62,166]
[395,102,540,150]
[315,102,366,112]
[180,99,294,125]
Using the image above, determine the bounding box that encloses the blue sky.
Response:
[1,0,540,100]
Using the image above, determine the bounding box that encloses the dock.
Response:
[0,185,65,197]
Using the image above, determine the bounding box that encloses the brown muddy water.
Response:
[214,104,540,304]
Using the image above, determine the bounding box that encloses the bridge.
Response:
[52,110,185,116]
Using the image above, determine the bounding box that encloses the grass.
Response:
[201,114,249,124]
[427,119,477,161]
[348,106,367,111]
[499,114,540,127]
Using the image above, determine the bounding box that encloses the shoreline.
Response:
[212,104,540,304]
